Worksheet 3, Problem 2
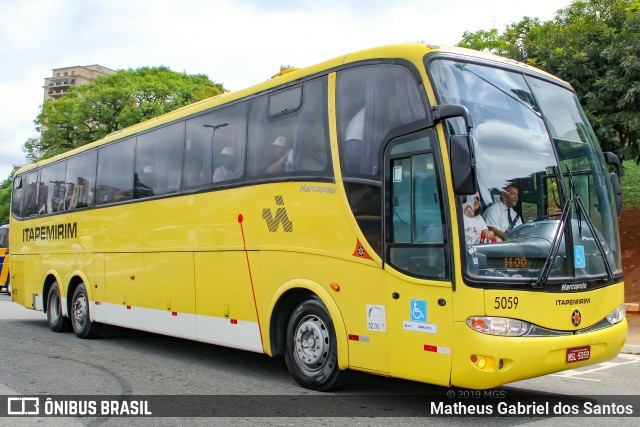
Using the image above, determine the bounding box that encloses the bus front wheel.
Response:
[71,283,99,339]
[46,282,71,332]
[284,298,342,391]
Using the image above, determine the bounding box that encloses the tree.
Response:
[27,66,225,161]
[0,170,15,224]
[457,0,640,163]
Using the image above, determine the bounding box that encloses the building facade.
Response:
[43,65,116,101]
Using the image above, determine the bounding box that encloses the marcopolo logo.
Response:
[299,184,336,194]
[262,195,293,232]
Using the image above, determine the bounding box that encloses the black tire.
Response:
[284,298,342,391]
[70,283,99,338]
[47,282,71,332]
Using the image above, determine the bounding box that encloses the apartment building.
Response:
[43,64,116,101]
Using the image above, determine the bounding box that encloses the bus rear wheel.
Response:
[284,298,342,391]
[71,283,99,339]
[47,282,71,332]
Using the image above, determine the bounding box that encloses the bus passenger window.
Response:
[23,171,39,217]
[135,122,185,198]
[184,102,247,189]
[337,64,427,178]
[95,138,135,205]
[248,77,330,178]
[39,161,67,214]
[65,150,97,210]
[11,175,24,218]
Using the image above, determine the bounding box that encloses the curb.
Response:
[626,303,640,313]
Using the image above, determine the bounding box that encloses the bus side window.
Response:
[65,150,97,210]
[96,138,135,205]
[23,171,39,217]
[210,102,247,184]
[39,161,67,214]
[11,175,24,218]
[248,77,330,178]
[184,101,248,189]
[248,95,295,176]
[135,122,185,198]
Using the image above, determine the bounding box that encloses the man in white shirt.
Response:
[483,184,522,241]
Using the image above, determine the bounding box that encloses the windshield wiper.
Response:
[535,197,571,288]
[566,168,614,281]
[534,167,614,287]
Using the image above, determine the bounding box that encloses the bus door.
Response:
[384,129,453,385]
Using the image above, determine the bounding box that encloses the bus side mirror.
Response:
[450,134,477,195]
[603,152,622,216]
[431,104,477,195]
[603,152,622,176]
[610,172,623,216]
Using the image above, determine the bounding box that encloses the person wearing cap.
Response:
[213,147,240,182]
[266,136,293,174]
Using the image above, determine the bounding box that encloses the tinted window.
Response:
[248,77,330,177]
[96,138,135,205]
[269,86,302,117]
[23,171,39,217]
[184,102,248,188]
[65,150,97,210]
[135,122,185,198]
[0,228,8,248]
[39,161,67,214]
[11,175,24,218]
[388,133,448,280]
[337,64,426,178]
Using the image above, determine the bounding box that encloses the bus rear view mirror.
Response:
[603,152,622,216]
[450,134,477,195]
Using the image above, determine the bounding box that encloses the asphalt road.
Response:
[0,293,638,426]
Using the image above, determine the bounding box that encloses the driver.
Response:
[483,184,522,241]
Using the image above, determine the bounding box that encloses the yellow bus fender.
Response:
[266,279,349,370]
[67,270,94,312]
[43,269,65,314]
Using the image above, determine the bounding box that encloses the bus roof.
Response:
[16,43,564,175]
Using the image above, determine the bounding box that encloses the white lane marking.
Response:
[550,353,640,380]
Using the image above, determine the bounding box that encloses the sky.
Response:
[0,0,574,179]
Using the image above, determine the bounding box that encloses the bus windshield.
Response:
[429,59,622,287]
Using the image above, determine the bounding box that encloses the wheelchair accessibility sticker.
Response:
[574,245,586,269]
[403,299,437,334]
[411,299,427,322]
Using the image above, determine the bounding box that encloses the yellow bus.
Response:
[10,44,627,391]
[0,224,9,294]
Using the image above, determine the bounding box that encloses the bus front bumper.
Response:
[450,319,628,389]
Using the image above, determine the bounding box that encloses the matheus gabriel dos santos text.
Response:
[432,400,634,416]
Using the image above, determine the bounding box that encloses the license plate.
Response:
[566,346,590,363]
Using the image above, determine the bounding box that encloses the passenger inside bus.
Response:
[266,136,293,173]
[462,193,495,244]
[483,184,522,241]
[213,147,241,182]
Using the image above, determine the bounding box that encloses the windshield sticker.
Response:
[393,166,403,182]
[366,305,386,332]
[574,246,586,268]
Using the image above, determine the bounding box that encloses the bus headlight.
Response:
[605,304,626,325]
[467,316,530,336]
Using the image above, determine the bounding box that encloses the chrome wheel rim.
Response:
[293,315,330,371]
[72,292,88,331]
